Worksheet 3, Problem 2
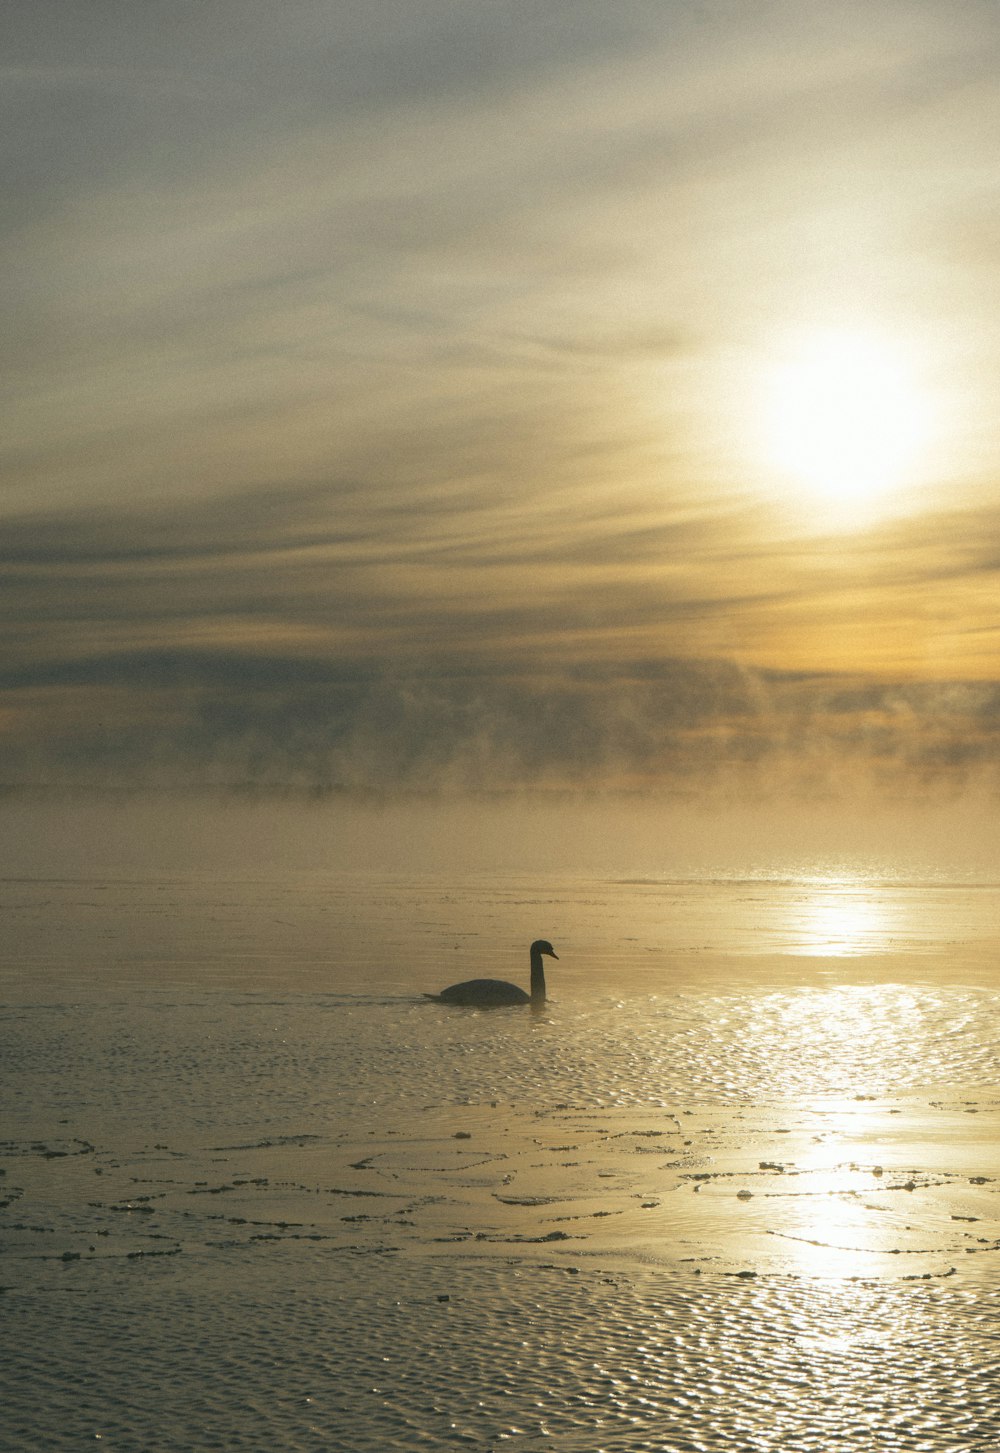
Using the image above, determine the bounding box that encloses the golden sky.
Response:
[3,1,1000,798]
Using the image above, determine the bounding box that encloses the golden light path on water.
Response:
[787,879,907,956]
[768,1097,907,1280]
[4,871,1000,1448]
[652,871,996,1283]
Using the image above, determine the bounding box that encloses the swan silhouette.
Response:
[425,940,558,1007]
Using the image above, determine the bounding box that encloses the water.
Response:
[3,869,1000,1450]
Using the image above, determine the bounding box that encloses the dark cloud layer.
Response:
[2,644,998,800]
[2,490,998,800]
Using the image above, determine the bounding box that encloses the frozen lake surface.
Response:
[3,870,1000,1450]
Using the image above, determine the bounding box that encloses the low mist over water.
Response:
[2,790,997,882]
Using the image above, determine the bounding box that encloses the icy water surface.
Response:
[3,870,1000,1450]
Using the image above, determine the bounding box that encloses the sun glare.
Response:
[763,329,931,514]
[782,877,913,957]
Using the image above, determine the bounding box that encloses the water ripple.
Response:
[5,1259,999,1451]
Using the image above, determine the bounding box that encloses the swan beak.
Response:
[549,950,558,959]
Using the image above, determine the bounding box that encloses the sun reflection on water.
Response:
[782,1190,882,1280]
[785,878,911,956]
[735,982,932,1109]
[775,1099,902,1279]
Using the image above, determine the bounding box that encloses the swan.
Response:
[425,940,558,1007]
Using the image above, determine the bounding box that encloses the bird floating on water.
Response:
[425,940,558,1007]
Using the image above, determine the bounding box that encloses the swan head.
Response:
[531,939,558,959]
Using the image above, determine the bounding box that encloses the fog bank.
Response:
[2,791,996,882]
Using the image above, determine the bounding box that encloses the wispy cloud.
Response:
[3,3,1000,803]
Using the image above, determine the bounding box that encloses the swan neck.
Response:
[529,944,546,1002]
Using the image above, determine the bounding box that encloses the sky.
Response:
[4,0,1000,846]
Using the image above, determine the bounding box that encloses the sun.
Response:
[763,328,930,511]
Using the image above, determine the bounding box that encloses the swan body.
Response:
[426,940,558,1007]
